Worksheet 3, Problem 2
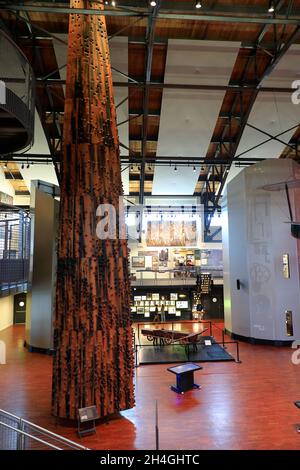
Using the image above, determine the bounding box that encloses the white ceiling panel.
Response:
[19,164,58,189]
[224,46,300,193]
[153,40,240,195]
[261,44,300,88]
[236,93,300,160]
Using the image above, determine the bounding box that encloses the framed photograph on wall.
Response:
[131,306,137,312]
[152,293,159,301]
[132,256,145,268]
[168,307,176,314]
[170,293,178,300]
[137,307,144,314]
[175,311,181,317]
[176,301,188,309]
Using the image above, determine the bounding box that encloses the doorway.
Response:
[14,293,26,324]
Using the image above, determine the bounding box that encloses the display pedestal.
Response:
[295,401,300,432]
[168,363,203,394]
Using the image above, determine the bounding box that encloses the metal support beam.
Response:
[139,0,161,205]
[2,4,300,25]
[202,19,300,233]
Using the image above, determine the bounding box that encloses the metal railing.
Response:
[0,409,89,450]
[0,209,30,294]
[131,268,223,286]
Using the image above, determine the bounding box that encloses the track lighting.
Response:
[193,166,196,172]
[27,163,30,169]
[201,166,204,171]
[195,1,202,9]
[174,165,177,172]
[21,163,24,169]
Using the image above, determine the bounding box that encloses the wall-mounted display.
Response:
[283,254,290,279]
[146,220,197,247]
[131,291,190,320]
[132,256,145,268]
[176,301,189,309]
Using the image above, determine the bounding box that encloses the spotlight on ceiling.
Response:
[174,165,178,172]
[268,1,275,12]
[21,163,24,169]
[27,163,30,169]
[111,0,116,7]
[193,166,196,172]
[150,1,157,6]
[195,1,202,9]
[201,166,205,171]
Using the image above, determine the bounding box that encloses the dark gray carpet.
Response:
[136,336,235,365]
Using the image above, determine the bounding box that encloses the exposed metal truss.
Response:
[201,1,300,235]
[1,2,300,25]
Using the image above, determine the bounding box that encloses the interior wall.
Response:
[223,159,300,342]
[0,295,14,331]
[25,182,59,351]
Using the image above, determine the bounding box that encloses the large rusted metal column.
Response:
[52,0,134,420]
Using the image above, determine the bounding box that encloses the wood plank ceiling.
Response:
[1,0,300,203]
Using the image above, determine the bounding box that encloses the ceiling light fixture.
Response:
[150,1,157,6]
[27,163,30,169]
[193,166,196,172]
[111,1,116,7]
[268,1,275,12]
[201,166,205,171]
[195,1,202,9]
[174,165,177,171]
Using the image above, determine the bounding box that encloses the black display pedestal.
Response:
[294,401,300,432]
[167,363,203,394]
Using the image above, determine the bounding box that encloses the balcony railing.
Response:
[0,208,30,295]
[131,267,223,286]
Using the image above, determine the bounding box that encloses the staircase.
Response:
[0,28,35,155]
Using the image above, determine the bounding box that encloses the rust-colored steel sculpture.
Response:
[52,0,134,420]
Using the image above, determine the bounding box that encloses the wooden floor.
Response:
[0,323,300,450]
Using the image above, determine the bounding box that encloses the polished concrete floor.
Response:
[0,323,300,450]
